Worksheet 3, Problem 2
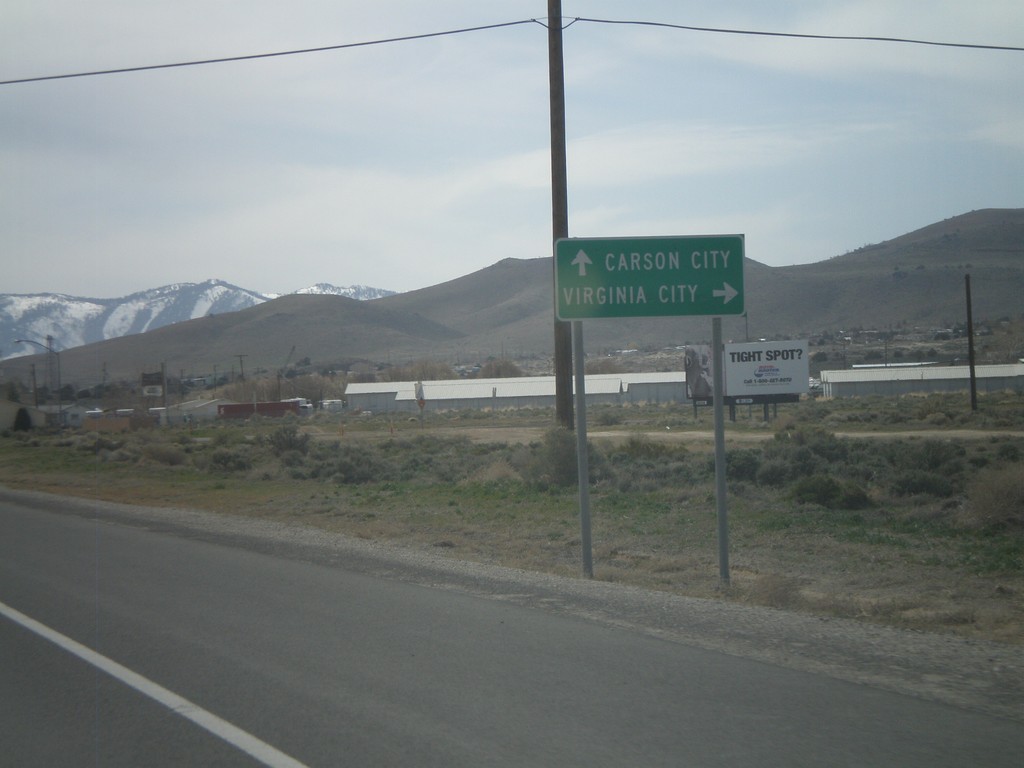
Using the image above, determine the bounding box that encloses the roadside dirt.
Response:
[305,423,1024,646]
[4,423,1022,647]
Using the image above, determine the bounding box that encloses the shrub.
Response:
[763,428,840,471]
[967,466,1024,528]
[606,435,695,491]
[208,446,252,472]
[331,443,390,484]
[791,474,871,509]
[911,440,965,472]
[791,475,842,507]
[789,446,828,478]
[801,429,848,463]
[544,428,581,486]
[614,457,694,492]
[426,437,479,480]
[74,433,124,454]
[725,448,760,482]
[268,424,310,456]
[915,396,956,422]
[890,469,953,498]
[996,442,1021,462]
[530,428,581,488]
[755,459,791,487]
[618,433,667,460]
[836,482,872,510]
[373,436,492,484]
[211,429,242,448]
[592,408,623,426]
[106,447,139,463]
[704,449,760,482]
[278,449,307,468]
[142,443,188,466]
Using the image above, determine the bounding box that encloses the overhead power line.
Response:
[572,17,1024,52]
[2,15,1021,87]
[0,19,542,86]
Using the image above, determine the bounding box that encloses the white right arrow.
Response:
[571,249,593,277]
[713,282,738,304]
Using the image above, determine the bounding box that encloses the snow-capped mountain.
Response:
[293,283,395,301]
[0,279,395,358]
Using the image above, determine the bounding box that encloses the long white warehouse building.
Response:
[344,372,686,414]
[820,362,1024,398]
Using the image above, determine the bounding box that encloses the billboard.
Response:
[140,371,164,398]
[724,341,809,397]
[683,345,714,400]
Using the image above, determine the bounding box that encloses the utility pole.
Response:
[548,0,574,429]
[16,337,62,426]
[45,335,57,393]
[965,274,978,411]
[235,354,248,381]
[161,362,168,426]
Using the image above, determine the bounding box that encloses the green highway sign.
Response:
[555,234,745,320]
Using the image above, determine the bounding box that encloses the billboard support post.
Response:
[712,317,730,587]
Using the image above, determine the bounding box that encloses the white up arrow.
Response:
[571,250,593,277]
[713,282,739,304]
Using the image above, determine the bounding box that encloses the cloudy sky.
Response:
[3,1,1022,299]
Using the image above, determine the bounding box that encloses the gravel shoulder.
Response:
[5,486,1021,724]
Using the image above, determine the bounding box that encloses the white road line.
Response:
[0,599,309,768]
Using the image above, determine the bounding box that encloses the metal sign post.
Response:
[572,320,593,578]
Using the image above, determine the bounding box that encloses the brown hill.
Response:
[372,208,1024,353]
[34,293,469,385]
[760,209,1024,334]
[6,208,1022,388]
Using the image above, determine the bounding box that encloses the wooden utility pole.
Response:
[965,274,978,411]
[548,0,574,429]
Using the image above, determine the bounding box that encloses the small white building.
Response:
[0,401,47,430]
[344,372,687,414]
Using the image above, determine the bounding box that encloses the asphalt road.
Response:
[2,490,1022,767]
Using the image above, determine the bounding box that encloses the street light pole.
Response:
[15,338,62,426]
